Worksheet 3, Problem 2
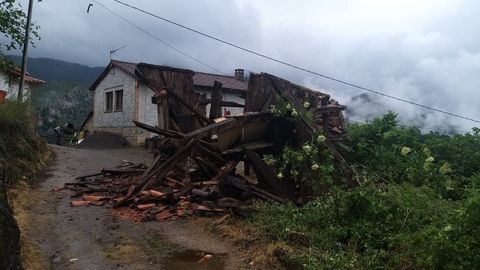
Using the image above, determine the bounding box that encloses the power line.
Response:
[108,0,480,124]
[92,0,225,74]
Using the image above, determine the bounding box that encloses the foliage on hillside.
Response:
[0,101,49,186]
[0,101,49,270]
[33,81,92,136]
[7,56,104,136]
[250,112,480,269]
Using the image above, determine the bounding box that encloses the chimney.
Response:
[234,69,244,81]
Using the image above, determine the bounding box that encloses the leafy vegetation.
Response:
[251,112,480,269]
[7,56,104,136]
[0,100,49,186]
[0,0,40,70]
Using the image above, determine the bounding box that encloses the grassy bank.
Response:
[0,101,50,270]
[238,113,480,269]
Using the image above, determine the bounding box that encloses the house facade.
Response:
[89,60,247,145]
[0,67,45,103]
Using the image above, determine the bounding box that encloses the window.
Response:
[115,90,123,111]
[105,91,113,112]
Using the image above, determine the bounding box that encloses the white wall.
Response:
[92,67,136,128]
[0,72,31,101]
[196,88,245,116]
[137,82,158,127]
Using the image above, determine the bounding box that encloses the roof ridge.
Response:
[111,59,138,65]
[194,70,236,78]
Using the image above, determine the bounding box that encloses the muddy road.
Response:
[20,145,245,270]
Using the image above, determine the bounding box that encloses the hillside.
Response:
[8,55,104,136]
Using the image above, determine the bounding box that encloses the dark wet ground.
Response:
[21,145,244,270]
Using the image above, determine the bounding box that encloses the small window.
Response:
[115,90,123,111]
[105,91,113,112]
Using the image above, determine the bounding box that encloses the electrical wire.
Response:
[108,0,480,124]
[92,0,225,74]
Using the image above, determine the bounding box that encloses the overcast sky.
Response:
[14,0,480,132]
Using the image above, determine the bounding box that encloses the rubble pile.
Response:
[66,66,353,221]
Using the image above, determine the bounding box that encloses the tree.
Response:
[0,0,39,70]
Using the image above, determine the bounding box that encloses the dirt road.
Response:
[19,145,245,270]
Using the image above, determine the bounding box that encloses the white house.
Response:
[0,66,45,102]
[89,60,248,145]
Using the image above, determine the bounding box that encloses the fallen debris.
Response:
[66,69,353,222]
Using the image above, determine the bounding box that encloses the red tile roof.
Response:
[103,60,247,91]
[111,60,136,76]
[9,67,45,85]
[193,72,247,91]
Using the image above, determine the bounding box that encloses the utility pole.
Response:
[18,0,34,101]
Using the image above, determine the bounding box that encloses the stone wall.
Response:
[92,67,136,128]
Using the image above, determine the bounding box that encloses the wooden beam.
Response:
[244,149,294,201]
[133,120,185,138]
[211,160,239,183]
[137,72,214,125]
[209,81,223,120]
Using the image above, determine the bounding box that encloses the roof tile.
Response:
[110,60,247,91]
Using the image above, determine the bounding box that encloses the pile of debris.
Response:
[66,157,279,221]
[66,66,354,221]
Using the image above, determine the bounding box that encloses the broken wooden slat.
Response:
[196,144,226,164]
[250,186,288,203]
[221,142,274,155]
[141,138,198,191]
[133,120,185,139]
[244,149,294,201]
[210,160,239,183]
[209,81,223,120]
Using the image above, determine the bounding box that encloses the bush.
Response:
[0,100,49,186]
[250,113,480,269]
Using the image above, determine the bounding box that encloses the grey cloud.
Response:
[17,0,480,132]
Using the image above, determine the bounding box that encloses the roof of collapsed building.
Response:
[71,64,353,221]
[89,60,248,92]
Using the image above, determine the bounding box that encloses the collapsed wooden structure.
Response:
[68,65,352,220]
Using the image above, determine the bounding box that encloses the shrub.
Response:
[0,100,49,186]
[250,113,480,269]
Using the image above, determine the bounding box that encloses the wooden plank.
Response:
[133,120,185,138]
[196,144,226,164]
[221,142,274,155]
[136,66,214,126]
[250,186,288,203]
[211,160,239,183]
[142,139,198,191]
[209,81,223,119]
[244,149,294,201]
[183,117,237,141]
[114,139,197,207]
